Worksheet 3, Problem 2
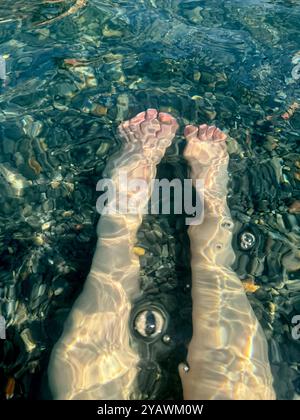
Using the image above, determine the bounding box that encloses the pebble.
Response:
[0,163,31,196]
[21,116,43,138]
[156,265,172,278]
[102,25,123,38]
[282,250,300,272]
[28,157,42,175]
[5,377,15,400]
[133,246,146,256]
[41,222,51,231]
[20,329,36,352]
[33,235,44,246]
[270,338,282,364]
[285,281,300,292]
[144,231,157,244]
[116,94,129,121]
[204,109,217,120]
[161,244,169,258]
[193,71,201,81]
[292,64,300,80]
[92,104,108,117]
[294,172,300,181]
[289,201,300,214]
[54,287,64,296]
[162,334,171,344]
[242,279,260,293]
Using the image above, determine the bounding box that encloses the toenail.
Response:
[184,125,197,137]
[146,109,158,119]
[158,113,172,124]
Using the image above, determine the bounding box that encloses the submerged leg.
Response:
[180,124,275,400]
[48,109,178,400]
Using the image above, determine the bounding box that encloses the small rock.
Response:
[242,278,260,293]
[294,172,300,181]
[133,246,145,256]
[282,250,300,272]
[289,201,300,213]
[92,104,108,116]
[20,328,36,352]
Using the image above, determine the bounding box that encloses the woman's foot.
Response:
[183,123,228,216]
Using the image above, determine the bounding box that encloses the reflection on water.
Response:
[0,0,300,400]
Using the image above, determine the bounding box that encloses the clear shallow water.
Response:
[0,0,300,400]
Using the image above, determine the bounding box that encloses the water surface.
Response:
[1,0,300,400]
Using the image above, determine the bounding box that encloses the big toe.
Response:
[130,111,146,126]
[157,112,178,136]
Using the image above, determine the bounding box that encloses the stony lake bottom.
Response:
[0,0,300,400]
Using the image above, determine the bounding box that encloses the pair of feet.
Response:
[118,108,227,168]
